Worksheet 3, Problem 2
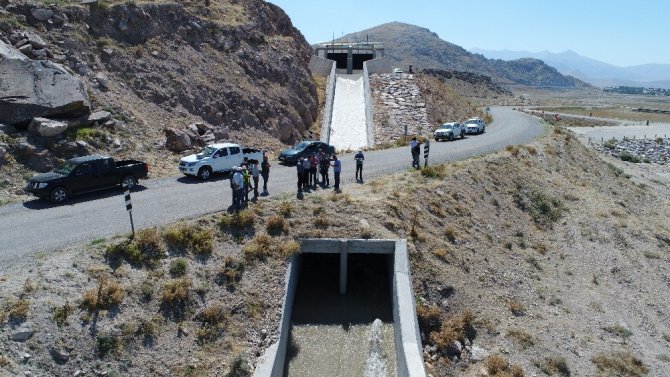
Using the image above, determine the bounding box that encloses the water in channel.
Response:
[284,253,396,376]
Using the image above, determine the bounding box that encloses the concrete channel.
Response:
[253,239,426,377]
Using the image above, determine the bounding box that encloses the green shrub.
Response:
[97,334,119,356]
[169,258,188,277]
[603,138,618,149]
[106,228,166,267]
[52,302,73,327]
[619,151,641,163]
[226,354,252,377]
[514,185,564,228]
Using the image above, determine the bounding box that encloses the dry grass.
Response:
[216,256,245,287]
[484,355,525,377]
[161,278,191,307]
[278,201,293,217]
[7,299,29,322]
[266,215,288,235]
[80,277,124,311]
[416,304,443,334]
[220,209,256,229]
[534,356,570,376]
[429,310,475,354]
[163,223,214,255]
[592,352,649,376]
[242,234,299,260]
[507,329,534,350]
[508,299,525,316]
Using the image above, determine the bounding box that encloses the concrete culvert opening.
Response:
[285,253,396,376]
[253,239,426,377]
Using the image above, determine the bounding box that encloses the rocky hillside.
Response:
[0,0,318,201]
[341,22,588,88]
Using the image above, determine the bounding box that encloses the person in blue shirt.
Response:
[332,155,342,192]
[354,150,364,182]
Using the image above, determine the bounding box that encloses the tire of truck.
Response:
[50,187,69,204]
[198,166,212,180]
[121,175,138,189]
[448,134,454,141]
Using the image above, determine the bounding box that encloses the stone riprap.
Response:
[594,137,670,164]
[369,73,432,145]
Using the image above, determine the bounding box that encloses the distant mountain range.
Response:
[338,22,587,88]
[471,48,670,89]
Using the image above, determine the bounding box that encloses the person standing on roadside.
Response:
[231,167,243,210]
[296,159,304,193]
[309,153,319,187]
[261,153,271,195]
[332,155,342,192]
[302,156,310,191]
[250,160,260,199]
[410,137,421,169]
[241,166,251,205]
[354,150,364,182]
[319,152,330,187]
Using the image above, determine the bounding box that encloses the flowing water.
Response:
[284,254,396,376]
[329,74,369,150]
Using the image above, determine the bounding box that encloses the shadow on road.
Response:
[176,173,231,184]
[22,185,148,210]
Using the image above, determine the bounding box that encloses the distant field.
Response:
[535,106,670,123]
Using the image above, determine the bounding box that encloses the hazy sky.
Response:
[268,0,670,67]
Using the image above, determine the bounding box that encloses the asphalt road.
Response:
[0,107,544,269]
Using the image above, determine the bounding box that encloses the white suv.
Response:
[464,118,486,134]
[434,122,465,141]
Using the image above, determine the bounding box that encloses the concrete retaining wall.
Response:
[320,61,337,144]
[366,57,393,74]
[363,61,375,147]
[253,239,426,377]
[253,255,301,377]
[308,55,335,76]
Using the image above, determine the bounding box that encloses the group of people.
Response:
[229,154,271,210]
[295,150,366,193]
[227,147,377,209]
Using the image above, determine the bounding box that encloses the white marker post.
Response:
[423,139,430,168]
[124,185,135,238]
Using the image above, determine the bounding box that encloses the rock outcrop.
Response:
[0,41,90,125]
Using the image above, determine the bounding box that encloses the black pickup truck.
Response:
[25,155,149,204]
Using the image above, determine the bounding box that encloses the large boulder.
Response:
[28,117,68,137]
[0,41,90,125]
[165,128,192,152]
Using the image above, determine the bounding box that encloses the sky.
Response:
[268,0,670,67]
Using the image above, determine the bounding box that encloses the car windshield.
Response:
[54,161,78,175]
[293,141,310,150]
[439,125,453,130]
[198,146,217,156]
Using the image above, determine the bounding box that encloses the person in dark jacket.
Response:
[354,150,364,182]
[319,152,330,187]
[332,155,342,192]
[296,160,304,192]
[261,153,271,194]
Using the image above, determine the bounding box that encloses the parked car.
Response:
[464,118,486,134]
[25,155,149,204]
[278,141,335,165]
[178,143,263,180]
[393,68,404,74]
[433,122,465,141]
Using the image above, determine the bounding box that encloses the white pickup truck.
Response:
[178,143,263,180]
